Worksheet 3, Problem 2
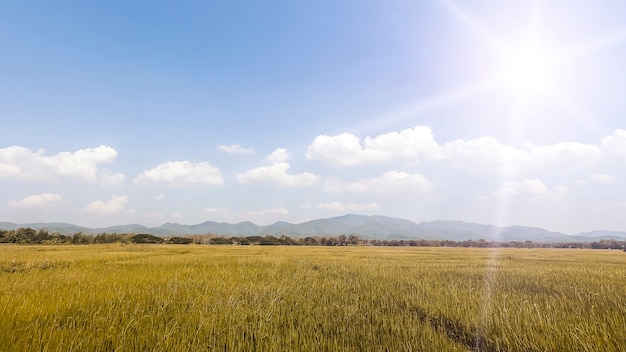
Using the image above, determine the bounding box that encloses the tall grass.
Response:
[0,245,624,351]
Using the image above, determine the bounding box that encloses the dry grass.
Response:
[0,245,624,351]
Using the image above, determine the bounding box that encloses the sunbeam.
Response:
[427,0,626,343]
[355,78,496,135]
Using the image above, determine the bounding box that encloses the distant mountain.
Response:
[188,221,262,236]
[574,230,626,241]
[152,223,191,235]
[499,225,569,242]
[416,221,583,242]
[96,224,150,234]
[2,215,625,242]
[0,222,19,230]
[258,214,422,238]
[416,220,498,241]
[0,222,90,234]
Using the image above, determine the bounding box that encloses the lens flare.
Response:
[498,42,558,99]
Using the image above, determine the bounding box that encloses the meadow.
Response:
[0,245,624,351]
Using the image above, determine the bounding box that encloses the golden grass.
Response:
[1,245,625,351]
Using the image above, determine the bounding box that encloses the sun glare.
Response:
[497,42,558,99]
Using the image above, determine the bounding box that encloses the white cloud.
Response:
[306,126,440,166]
[81,195,128,215]
[236,162,319,187]
[155,193,166,200]
[601,129,626,158]
[266,148,289,163]
[325,171,432,193]
[443,139,601,173]
[492,179,551,197]
[527,142,601,169]
[98,170,126,187]
[306,126,604,174]
[306,133,366,166]
[301,201,380,212]
[218,144,255,156]
[443,137,526,173]
[7,193,63,208]
[0,145,125,186]
[135,161,223,186]
[591,173,614,184]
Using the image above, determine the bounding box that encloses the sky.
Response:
[2,0,626,234]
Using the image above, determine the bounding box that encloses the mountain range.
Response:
[1,214,625,243]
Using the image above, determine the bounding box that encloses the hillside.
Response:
[2,215,625,242]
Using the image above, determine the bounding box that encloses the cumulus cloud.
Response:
[301,201,380,212]
[591,173,614,184]
[98,171,126,187]
[491,179,562,197]
[0,145,125,185]
[237,162,319,187]
[81,195,128,215]
[135,161,223,186]
[7,193,63,208]
[266,148,289,163]
[442,137,526,173]
[306,126,605,175]
[218,144,255,156]
[236,149,318,187]
[443,138,601,173]
[526,142,601,169]
[601,129,626,158]
[325,171,432,193]
[306,126,440,166]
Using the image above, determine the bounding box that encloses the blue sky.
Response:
[2,0,626,234]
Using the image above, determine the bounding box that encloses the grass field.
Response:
[1,245,625,351]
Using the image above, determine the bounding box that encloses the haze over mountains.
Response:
[2,215,625,243]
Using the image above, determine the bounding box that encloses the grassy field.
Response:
[0,245,625,351]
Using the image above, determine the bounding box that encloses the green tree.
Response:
[72,232,92,244]
[348,235,360,245]
[210,237,231,245]
[168,236,192,244]
[303,237,318,246]
[130,234,164,244]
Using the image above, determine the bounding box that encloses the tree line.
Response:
[0,228,190,245]
[1,227,625,250]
